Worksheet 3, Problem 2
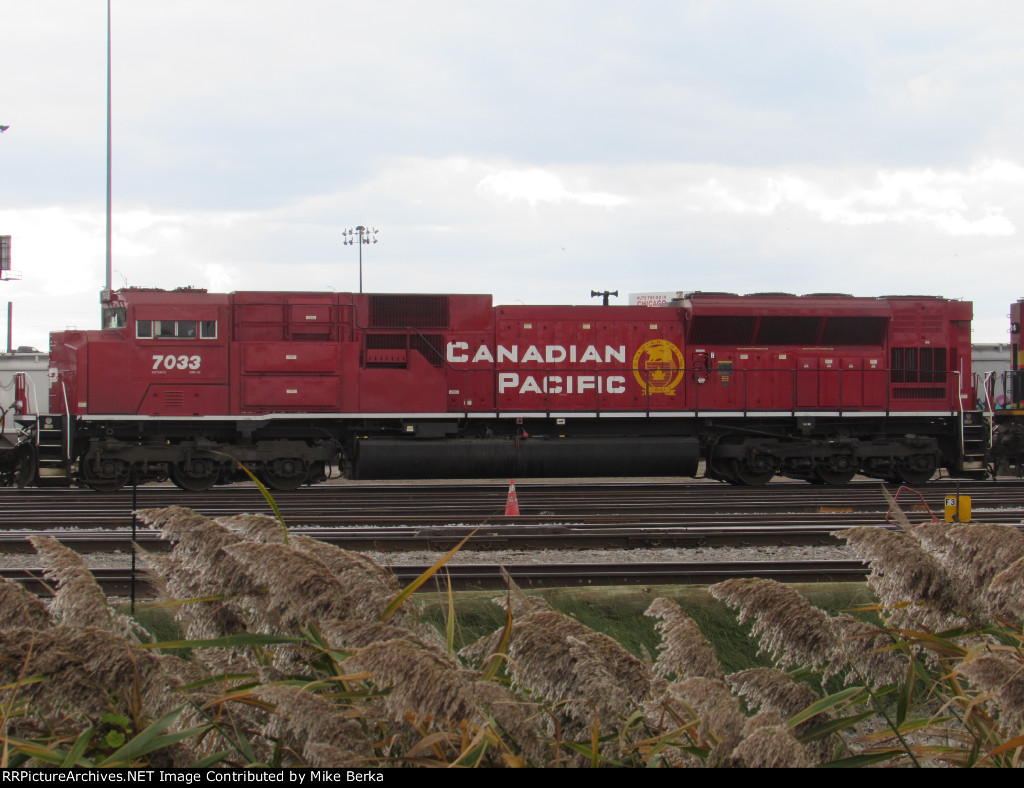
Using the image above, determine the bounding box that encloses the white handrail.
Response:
[981,371,996,413]
[61,382,71,460]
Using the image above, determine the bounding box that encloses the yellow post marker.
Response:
[944,495,972,523]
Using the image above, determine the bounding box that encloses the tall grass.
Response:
[1,497,1022,767]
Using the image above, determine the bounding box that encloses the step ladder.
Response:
[959,410,990,476]
[35,414,71,485]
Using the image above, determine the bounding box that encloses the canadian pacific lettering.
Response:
[498,373,627,395]
[446,343,626,365]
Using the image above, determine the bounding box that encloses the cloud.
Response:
[6,3,1024,350]
[5,148,1020,353]
[476,167,629,208]
[661,159,1024,237]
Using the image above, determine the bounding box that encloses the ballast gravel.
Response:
[0,542,855,572]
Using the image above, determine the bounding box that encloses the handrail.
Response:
[980,371,996,447]
[28,372,40,416]
[61,381,72,460]
[955,369,966,457]
[14,371,41,416]
[981,371,996,412]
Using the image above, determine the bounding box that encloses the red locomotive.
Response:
[989,297,1024,474]
[12,286,986,491]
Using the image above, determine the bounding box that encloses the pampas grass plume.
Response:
[644,597,723,681]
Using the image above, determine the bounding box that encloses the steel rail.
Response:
[2,480,1023,531]
[3,559,869,595]
[3,516,1023,555]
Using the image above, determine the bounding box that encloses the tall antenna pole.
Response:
[104,0,112,295]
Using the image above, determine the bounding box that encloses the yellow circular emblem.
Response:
[633,339,685,395]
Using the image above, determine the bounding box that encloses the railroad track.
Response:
[4,511,1023,555]
[3,478,1023,530]
[2,559,868,595]
[2,480,1018,594]
[1,479,1021,556]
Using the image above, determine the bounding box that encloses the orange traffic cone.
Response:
[504,479,520,516]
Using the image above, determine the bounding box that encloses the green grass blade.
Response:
[100,727,211,767]
[820,749,904,768]
[60,726,96,767]
[894,628,967,657]
[482,590,514,682]
[225,715,258,763]
[192,749,234,768]
[237,465,287,536]
[95,707,186,767]
[445,569,456,656]
[0,676,46,692]
[381,529,478,621]
[984,733,1024,761]
[450,729,493,768]
[210,452,288,540]
[796,710,875,743]
[787,686,867,728]
[3,739,65,766]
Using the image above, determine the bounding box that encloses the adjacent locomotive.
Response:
[10,286,990,491]
[0,350,47,487]
[989,297,1024,474]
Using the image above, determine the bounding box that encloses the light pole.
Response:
[105,0,112,296]
[343,226,378,293]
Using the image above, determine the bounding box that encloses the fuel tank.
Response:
[353,436,700,479]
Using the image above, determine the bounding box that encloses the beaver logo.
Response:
[633,339,684,395]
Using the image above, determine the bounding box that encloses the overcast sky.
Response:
[2,1,1023,350]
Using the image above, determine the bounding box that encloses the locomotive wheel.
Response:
[814,467,857,485]
[706,454,738,484]
[81,458,131,492]
[261,459,308,491]
[730,459,774,486]
[814,456,858,486]
[170,461,220,492]
[13,446,36,488]
[894,457,936,486]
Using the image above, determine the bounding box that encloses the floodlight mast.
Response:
[104,0,112,297]
[342,226,379,294]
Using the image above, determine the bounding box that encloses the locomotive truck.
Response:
[2,287,1022,491]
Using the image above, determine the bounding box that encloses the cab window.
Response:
[137,319,215,339]
[103,307,127,329]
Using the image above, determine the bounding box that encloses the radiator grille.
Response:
[687,316,756,345]
[369,295,449,328]
[891,347,947,384]
[821,316,888,345]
